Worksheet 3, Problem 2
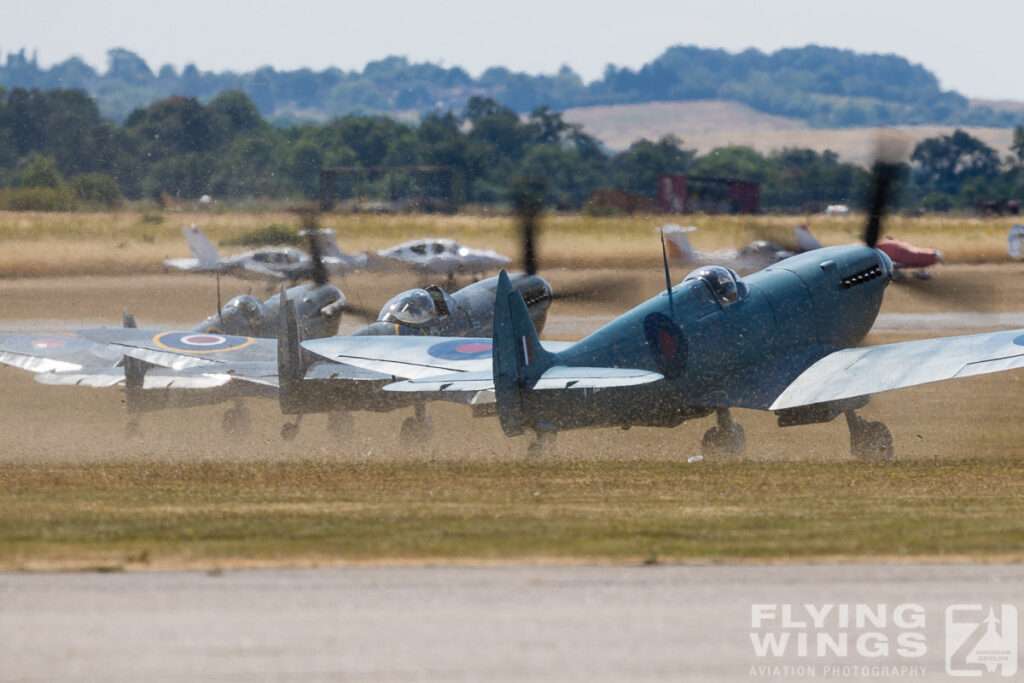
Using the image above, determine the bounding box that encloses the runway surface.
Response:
[2,563,1022,682]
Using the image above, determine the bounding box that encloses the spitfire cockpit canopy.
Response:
[378,288,437,325]
[222,294,267,325]
[683,266,748,305]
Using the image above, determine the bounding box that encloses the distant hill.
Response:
[2,44,1023,128]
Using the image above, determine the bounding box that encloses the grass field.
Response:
[3,457,1023,571]
[1,209,1024,570]
[0,208,1020,278]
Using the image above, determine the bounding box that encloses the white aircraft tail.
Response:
[659,224,698,262]
[182,225,222,267]
[305,228,344,259]
[1009,224,1024,260]
[794,224,823,252]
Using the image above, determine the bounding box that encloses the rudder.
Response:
[183,225,221,267]
[492,270,553,436]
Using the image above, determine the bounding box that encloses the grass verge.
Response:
[2,458,1023,570]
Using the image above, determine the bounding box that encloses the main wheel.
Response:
[526,430,557,457]
[399,414,434,445]
[281,422,299,441]
[851,421,893,461]
[221,405,251,438]
[701,423,746,457]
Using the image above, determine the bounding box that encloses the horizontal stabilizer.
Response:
[771,328,1024,410]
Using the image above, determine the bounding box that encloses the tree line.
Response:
[1,86,1022,213]
[2,45,1020,128]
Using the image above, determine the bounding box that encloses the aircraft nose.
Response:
[876,248,895,281]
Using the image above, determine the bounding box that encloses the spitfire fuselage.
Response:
[512,245,891,432]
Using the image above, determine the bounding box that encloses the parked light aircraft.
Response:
[665,222,941,281]
[1,281,344,436]
[375,238,511,283]
[166,226,510,285]
[661,223,821,272]
[164,225,371,282]
[81,272,553,442]
[296,162,1024,459]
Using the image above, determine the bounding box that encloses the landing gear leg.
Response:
[701,408,746,457]
[399,403,434,445]
[527,423,557,457]
[845,409,893,460]
[281,414,303,441]
[221,400,251,438]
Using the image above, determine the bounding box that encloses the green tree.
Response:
[610,135,695,197]
[69,173,123,207]
[20,154,63,188]
[911,129,1000,196]
[1011,125,1024,167]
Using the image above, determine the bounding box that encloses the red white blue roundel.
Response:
[152,332,254,354]
[428,339,493,360]
[644,312,687,379]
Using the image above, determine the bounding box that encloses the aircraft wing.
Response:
[0,333,122,373]
[769,329,1024,410]
[384,366,663,393]
[301,336,574,379]
[78,328,278,370]
[34,367,234,389]
[237,262,288,280]
[163,257,208,272]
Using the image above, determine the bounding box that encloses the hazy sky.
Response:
[4,0,1022,101]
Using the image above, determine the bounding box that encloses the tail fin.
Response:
[1009,224,1024,260]
[794,224,823,252]
[315,228,344,259]
[183,225,221,267]
[492,270,554,436]
[277,285,306,415]
[659,224,697,262]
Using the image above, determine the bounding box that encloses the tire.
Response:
[852,421,893,461]
[222,405,251,438]
[701,423,745,457]
[280,422,299,441]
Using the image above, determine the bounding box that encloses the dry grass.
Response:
[0,209,1020,278]
[2,456,1023,570]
